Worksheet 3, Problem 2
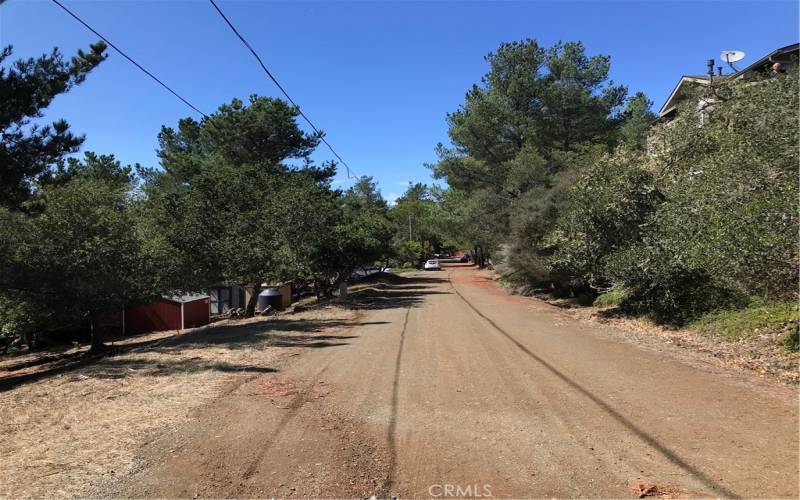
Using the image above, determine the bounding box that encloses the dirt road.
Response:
[112,263,798,498]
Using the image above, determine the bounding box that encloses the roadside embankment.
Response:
[494,271,799,384]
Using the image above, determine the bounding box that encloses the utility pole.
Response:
[407,181,413,242]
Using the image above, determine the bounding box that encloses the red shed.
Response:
[124,293,210,335]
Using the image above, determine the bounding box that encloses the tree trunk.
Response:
[89,313,106,352]
[23,331,37,351]
[245,286,261,318]
[473,246,480,268]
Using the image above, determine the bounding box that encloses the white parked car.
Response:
[424,259,441,271]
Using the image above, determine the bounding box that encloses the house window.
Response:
[209,287,231,315]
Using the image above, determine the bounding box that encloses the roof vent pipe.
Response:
[707,59,715,87]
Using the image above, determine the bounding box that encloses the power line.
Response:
[48,0,357,180]
[207,0,357,179]
[50,0,208,119]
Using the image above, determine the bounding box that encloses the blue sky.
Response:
[2,0,798,202]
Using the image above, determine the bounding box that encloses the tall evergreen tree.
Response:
[0,42,107,208]
[144,95,338,315]
[430,39,629,285]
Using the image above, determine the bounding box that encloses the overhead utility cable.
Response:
[51,0,208,118]
[207,0,357,178]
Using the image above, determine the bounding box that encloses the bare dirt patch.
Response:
[110,370,390,499]
[630,481,695,498]
[0,305,360,498]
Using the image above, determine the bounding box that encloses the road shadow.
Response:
[347,272,451,311]
[384,284,436,290]
[442,262,476,269]
[1,349,86,372]
[349,289,451,310]
[132,318,372,352]
[83,357,279,380]
[0,317,378,392]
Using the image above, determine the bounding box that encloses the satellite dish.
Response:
[720,50,745,63]
[720,50,745,72]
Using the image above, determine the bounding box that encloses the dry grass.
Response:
[548,302,800,384]
[0,305,359,499]
[493,273,799,384]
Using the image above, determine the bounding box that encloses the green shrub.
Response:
[606,244,748,325]
[692,301,799,343]
[780,324,799,353]
[551,148,662,289]
[395,241,422,267]
[574,74,799,324]
[593,288,628,307]
[503,249,552,287]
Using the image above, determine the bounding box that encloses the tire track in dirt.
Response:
[233,311,371,486]
[384,306,412,496]
[449,279,739,498]
[236,358,337,486]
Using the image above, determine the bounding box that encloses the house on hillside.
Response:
[656,43,798,124]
